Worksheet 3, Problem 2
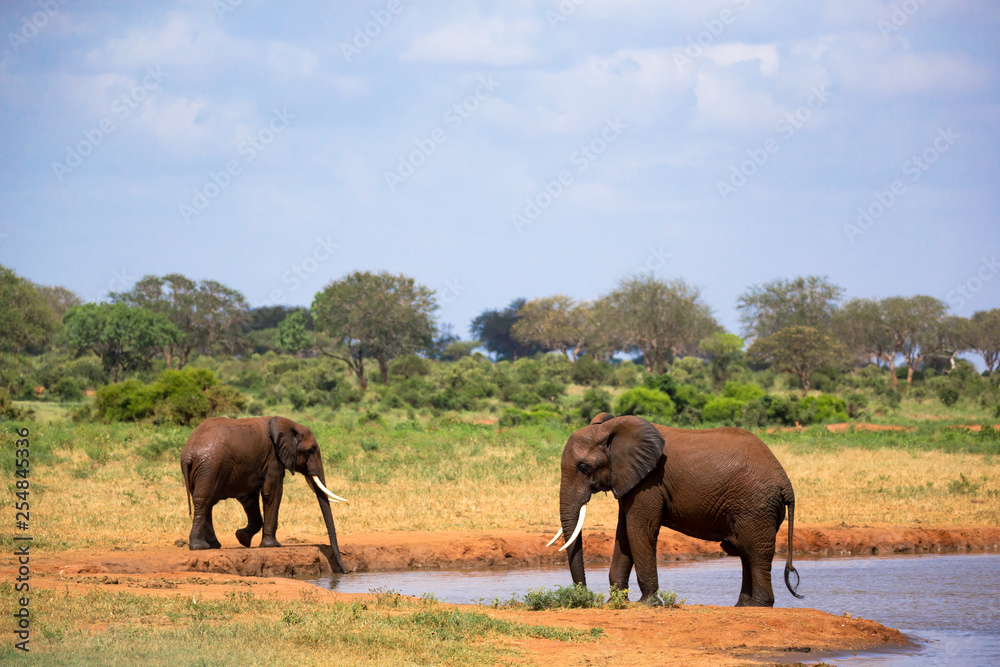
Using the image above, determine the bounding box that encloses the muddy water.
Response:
[304,553,1000,665]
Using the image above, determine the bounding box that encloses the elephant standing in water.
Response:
[181,416,349,572]
[547,413,803,606]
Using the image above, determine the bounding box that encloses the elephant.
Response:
[547,412,803,607]
[180,416,349,572]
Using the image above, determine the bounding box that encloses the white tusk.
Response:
[545,527,563,548]
[558,505,587,552]
[312,476,349,504]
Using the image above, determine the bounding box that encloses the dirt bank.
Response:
[19,524,1000,579]
[13,525,978,665]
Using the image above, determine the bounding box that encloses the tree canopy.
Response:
[511,295,588,361]
[603,275,719,374]
[63,303,178,381]
[312,271,437,389]
[470,298,545,361]
[0,265,67,354]
[110,274,249,368]
[737,275,844,341]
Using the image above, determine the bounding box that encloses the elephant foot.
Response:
[235,529,255,548]
[259,537,282,548]
[734,595,773,608]
[188,538,217,551]
[638,593,663,607]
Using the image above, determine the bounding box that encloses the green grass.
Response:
[0,584,600,666]
[763,421,1000,456]
[478,584,684,611]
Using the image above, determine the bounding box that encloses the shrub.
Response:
[571,355,611,386]
[938,386,960,407]
[522,584,604,611]
[0,388,25,421]
[799,394,848,424]
[722,381,765,401]
[578,388,612,423]
[94,369,246,425]
[701,396,744,424]
[615,387,675,422]
[52,377,84,402]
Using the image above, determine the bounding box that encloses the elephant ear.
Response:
[602,416,665,499]
[269,416,299,474]
[589,412,615,426]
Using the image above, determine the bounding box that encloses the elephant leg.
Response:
[625,512,661,605]
[235,492,263,548]
[204,503,222,549]
[609,505,635,594]
[260,476,283,548]
[189,497,218,550]
[745,541,776,607]
[723,540,754,607]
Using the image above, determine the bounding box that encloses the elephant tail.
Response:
[181,458,193,517]
[783,496,805,599]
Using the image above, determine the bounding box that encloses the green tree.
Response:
[749,326,845,396]
[699,332,745,388]
[63,303,178,381]
[312,271,437,390]
[111,274,249,368]
[470,298,545,361]
[276,310,313,356]
[604,275,719,374]
[936,316,972,371]
[969,308,1000,374]
[0,265,62,354]
[736,276,844,341]
[835,298,900,386]
[511,295,588,361]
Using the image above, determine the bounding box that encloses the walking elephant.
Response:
[547,413,803,606]
[180,416,349,572]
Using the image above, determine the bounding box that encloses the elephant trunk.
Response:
[309,474,346,573]
[559,484,588,587]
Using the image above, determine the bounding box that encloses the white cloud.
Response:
[705,43,779,76]
[401,16,539,66]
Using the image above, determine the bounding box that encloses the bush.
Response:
[578,388,612,423]
[498,405,563,427]
[95,369,246,425]
[722,381,765,401]
[938,386,960,407]
[571,355,611,386]
[799,394,848,424]
[52,377,84,402]
[615,387,675,422]
[701,396,744,424]
[523,584,604,610]
[0,388,25,421]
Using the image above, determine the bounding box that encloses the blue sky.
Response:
[1,0,997,339]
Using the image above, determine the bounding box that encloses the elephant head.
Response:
[549,415,665,587]
[269,417,348,572]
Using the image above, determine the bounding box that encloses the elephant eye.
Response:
[577,462,592,475]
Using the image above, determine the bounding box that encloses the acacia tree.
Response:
[699,332,745,388]
[969,308,1000,374]
[511,295,589,361]
[470,299,545,361]
[63,303,178,381]
[0,265,63,354]
[311,271,437,390]
[737,275,844,341]
[111,274,249,368]
[936,316,972,371]
[750,326,844,395]
[604,275,719,373]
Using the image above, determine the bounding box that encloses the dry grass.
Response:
[1,418,997,554]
